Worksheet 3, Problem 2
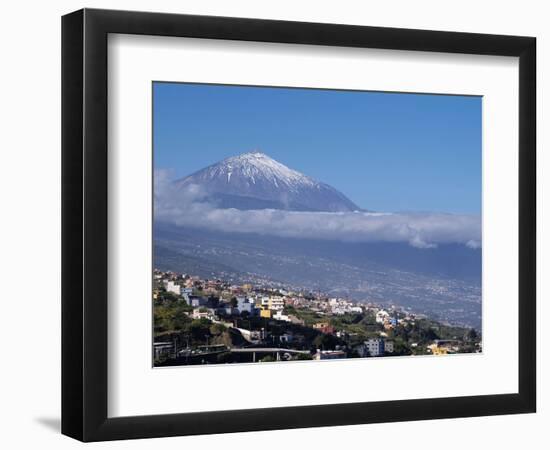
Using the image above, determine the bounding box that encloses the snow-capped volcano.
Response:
[174,151,360,212]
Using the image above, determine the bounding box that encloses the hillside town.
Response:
[153,269,482,366]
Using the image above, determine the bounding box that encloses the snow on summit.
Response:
[174,151,361,212]
[206,151,316,189]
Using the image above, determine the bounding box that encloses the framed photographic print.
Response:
[61,8,536,442]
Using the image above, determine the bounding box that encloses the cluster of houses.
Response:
[156,271,308,323]
[160,274,377,329]
[154,271,412,359]
[289,296,364,316]
[163,280,303,323]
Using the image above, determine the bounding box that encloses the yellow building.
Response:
[427,343,448,355]
[260,308,272,319]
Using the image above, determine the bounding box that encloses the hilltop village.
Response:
[153,269,481,366]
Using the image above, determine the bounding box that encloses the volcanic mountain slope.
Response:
[174,151,360,212]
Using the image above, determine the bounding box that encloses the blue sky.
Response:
[153,82,481,214]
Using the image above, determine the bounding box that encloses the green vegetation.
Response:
[284,305,323,326]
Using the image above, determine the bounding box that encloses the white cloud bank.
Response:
[154,171,481,249]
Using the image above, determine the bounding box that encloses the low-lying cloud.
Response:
[154,171,481,249]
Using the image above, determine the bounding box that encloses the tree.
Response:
[172,308,191,331]
[312,333,341,350]
[208,295,220,308]
[465,328,478,342]
[420,326,439,342]
[187,318,212,343]
[210,323,226,336]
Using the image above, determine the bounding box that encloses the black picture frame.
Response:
[62,8,536,442]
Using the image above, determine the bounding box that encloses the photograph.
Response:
[152,82,483,366]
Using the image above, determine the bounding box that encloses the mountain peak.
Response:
[175,151,361,212]
[223,150,276,166]
[240,150,268,158]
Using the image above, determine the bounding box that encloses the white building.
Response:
[376,310,390,324]
[273,310,291,322]
[331,307,347,316]
[363,338,385,357]
[192,308,215,320]
[236,297,256,315]
[164,280,182,296]
[261,296,285,311]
